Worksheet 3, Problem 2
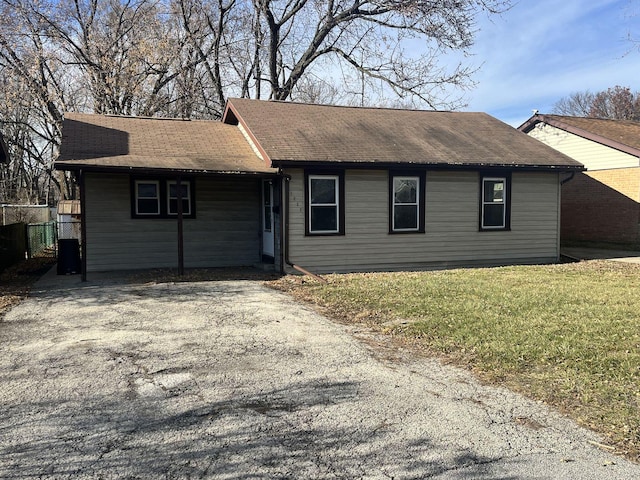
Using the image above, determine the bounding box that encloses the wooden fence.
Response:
[0,221,57,272]
[0,222,26,272]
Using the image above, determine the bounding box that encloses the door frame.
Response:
[262,179,275,261]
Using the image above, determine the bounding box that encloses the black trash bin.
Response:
[57,239,81,275]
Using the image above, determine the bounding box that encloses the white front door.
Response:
[262,180,275,258]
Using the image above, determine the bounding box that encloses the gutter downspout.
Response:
[282,174,327,283]
[560,171,576,185]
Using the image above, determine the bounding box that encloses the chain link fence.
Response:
[26,221,57,258]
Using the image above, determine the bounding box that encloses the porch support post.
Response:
[176,175,184,276]
[79,169,87,282]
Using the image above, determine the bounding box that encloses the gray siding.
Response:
[84,174,260,272]
[285,169,560,273]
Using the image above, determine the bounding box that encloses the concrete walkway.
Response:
[1,268,639,478]
[562,247,640,264]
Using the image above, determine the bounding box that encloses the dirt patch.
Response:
[0,256,56,318]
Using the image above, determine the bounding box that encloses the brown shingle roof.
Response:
[56,113,275,174]
[224,98,583,170]
[518,114,640,157]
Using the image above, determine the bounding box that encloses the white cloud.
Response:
[463,0,638,125]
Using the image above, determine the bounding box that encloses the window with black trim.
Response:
[131,177,196,219]
[480,174,510,230]
[389,172,426,233]
[167,180,191,215]
[305,171,345,235]
[135,180,161,216]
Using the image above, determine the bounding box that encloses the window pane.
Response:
[394,178,417,204]
[138,198,159,214]
[169,199,190,215]
[138,183,157,198]
[311,206,337,232]
[310,178,336,204]
[264,207,272,232]
[394,205,418,230]
[169,183,189,199]
[483,204,504,227]
[484,180,504,203]
[263,185,271,206]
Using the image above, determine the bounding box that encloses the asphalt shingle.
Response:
[56,113,275,174]
[225,98,584,170]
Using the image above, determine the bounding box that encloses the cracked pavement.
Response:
[1,269,639,479]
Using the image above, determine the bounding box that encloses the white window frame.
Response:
[392,176,420,232]
[308,174,340,234]
[135,180,160,216]
[481,176,506,229]
[167,180,191,216]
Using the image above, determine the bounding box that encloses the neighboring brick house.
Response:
[519,114,640,246]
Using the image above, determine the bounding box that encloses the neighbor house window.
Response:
[480,174,510,230]
[305,171,345,235]
[389,172,426,233]
[135,180,160,216]
[131,177,196,219]
[168,180,191,215]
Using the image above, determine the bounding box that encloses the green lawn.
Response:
[270,261,640,461]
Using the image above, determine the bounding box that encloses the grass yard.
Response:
[269,260,640,461]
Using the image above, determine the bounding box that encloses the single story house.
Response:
[55,99,583,277]
[519,114,640,246]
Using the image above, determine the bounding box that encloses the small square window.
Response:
[131,177,196,219]
[168,181,191,215]
[135,180,160,215]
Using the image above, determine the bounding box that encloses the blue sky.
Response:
[464,0,638,126]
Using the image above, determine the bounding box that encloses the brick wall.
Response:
[561,169,640,245]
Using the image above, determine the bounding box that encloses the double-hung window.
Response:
[480,174,510,230]
[389,172,426,233]
[168,181,191,216]
[135,180,161,216]
[305,171,345,235]
[132,177,195,219]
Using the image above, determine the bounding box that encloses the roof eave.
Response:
[54,161,279,177]
[271,159,585,172]
[519,114,640,158]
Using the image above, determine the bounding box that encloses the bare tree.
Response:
[589,86,640,121]
[0,0,512,203]
[552,86,640,121]
[250,0,511,109]
[0,0,68,202]
[552,91,595,117]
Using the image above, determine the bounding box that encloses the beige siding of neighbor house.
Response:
[84,173,260,272]
[284,169,560,273]
[528,123,639,171]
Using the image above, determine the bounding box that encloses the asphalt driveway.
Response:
[1,270,639,479]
